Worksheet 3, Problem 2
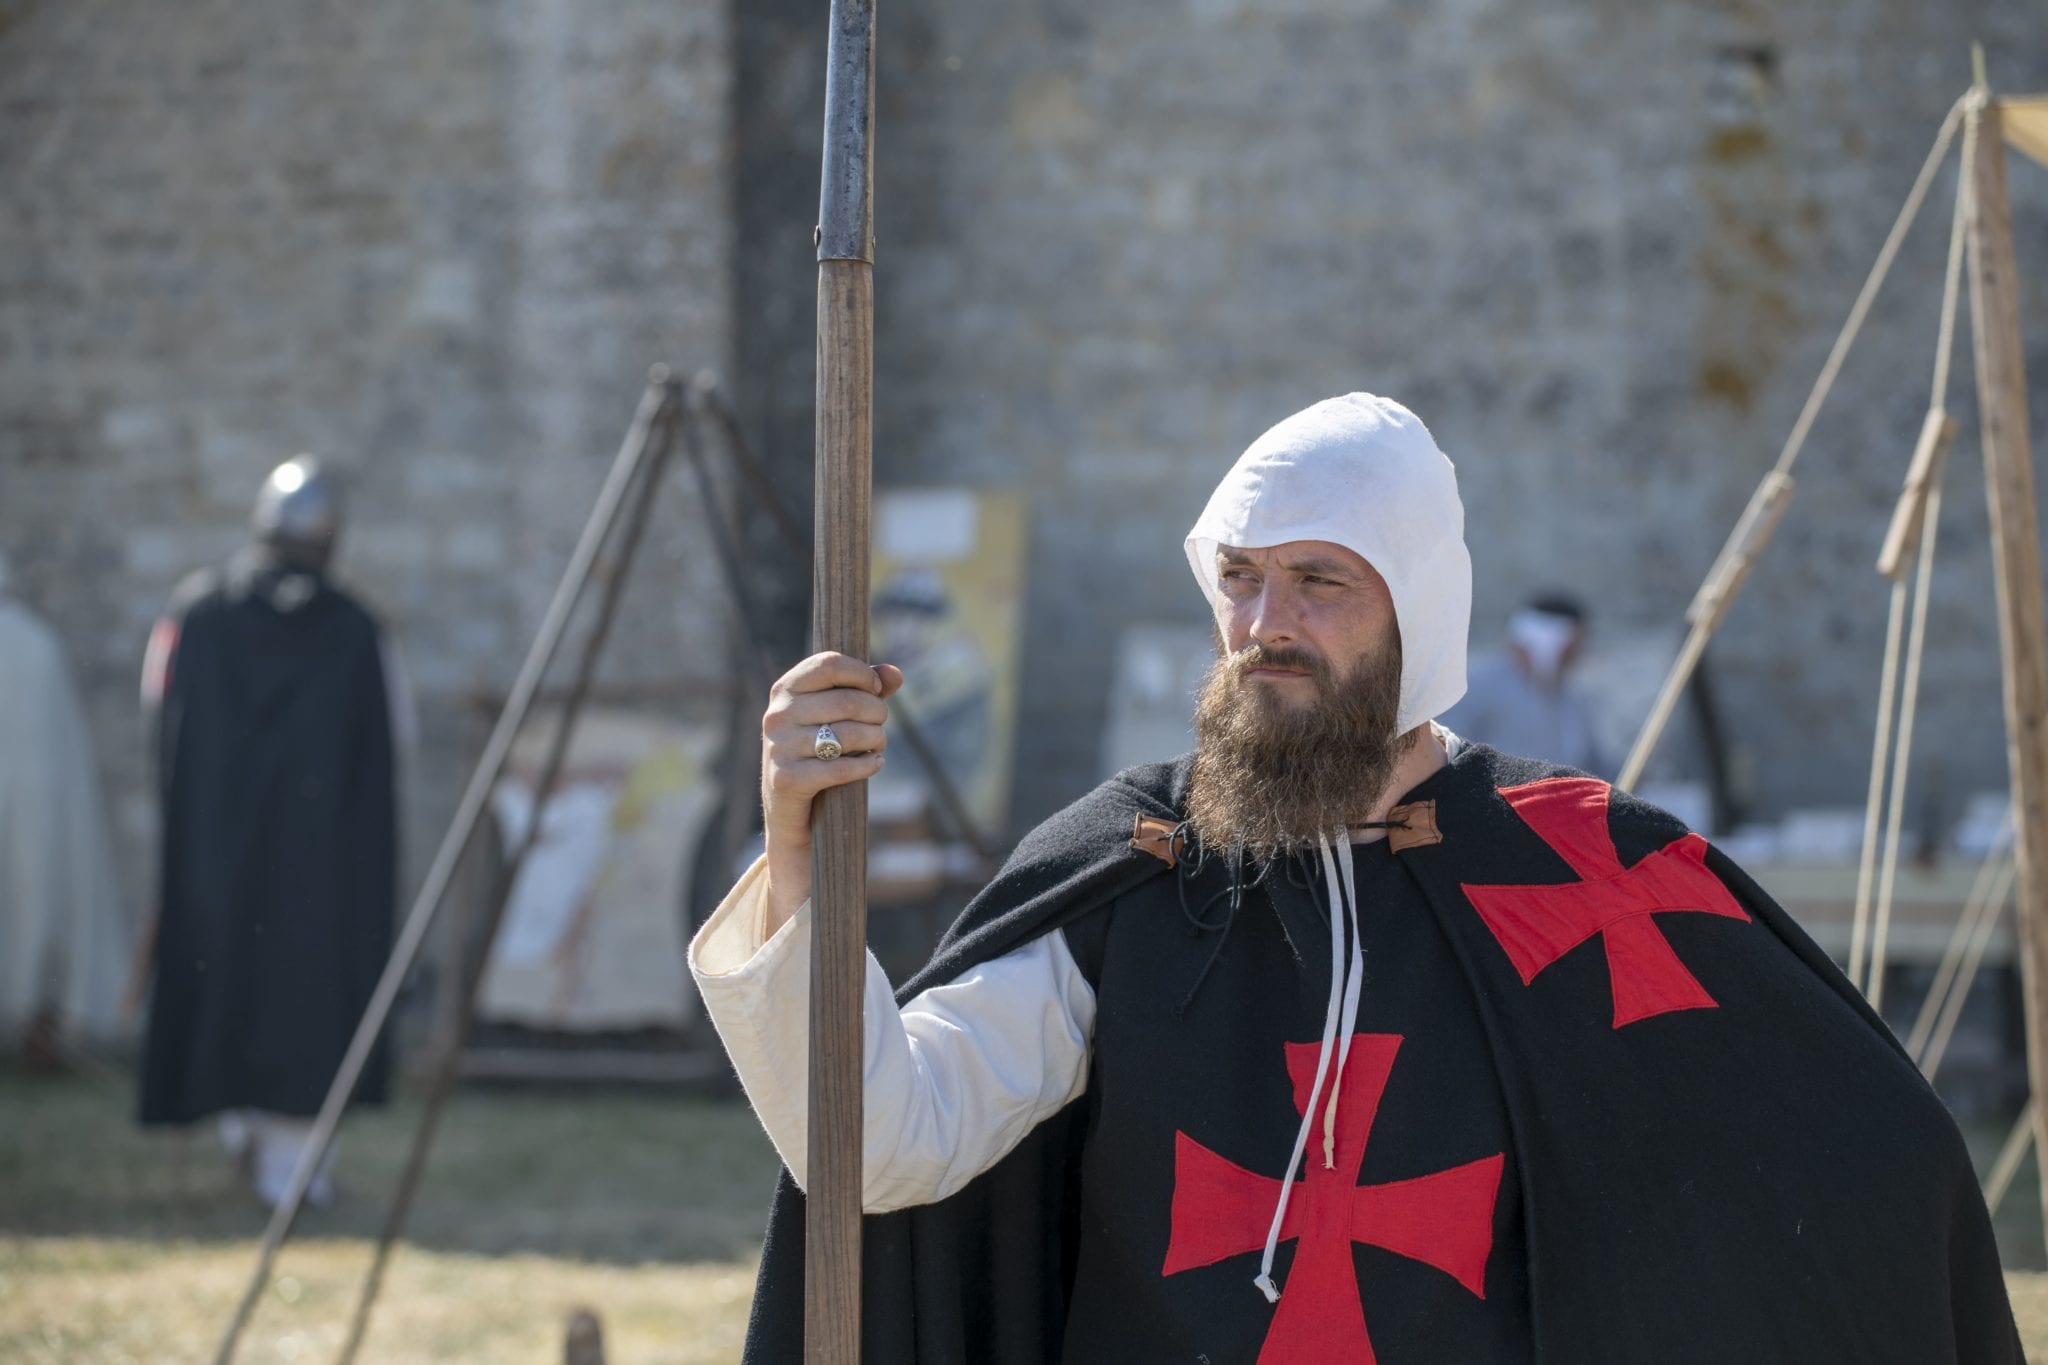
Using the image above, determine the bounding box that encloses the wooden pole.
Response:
[1964,88,2048,1247]
[1617,471,1795,790]
[334,391,681,1365]
[808,3,875,1361]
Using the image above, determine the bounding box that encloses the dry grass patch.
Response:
[1,1062,778,1361]
[0,1236,754,1364]
[11,1241,2048,1361]
[2009,1273,2048,1360]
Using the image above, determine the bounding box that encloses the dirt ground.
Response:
[4,1062,2046,1362]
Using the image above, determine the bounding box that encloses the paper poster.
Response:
[480,708,721,1030]
[869,489,1028,850]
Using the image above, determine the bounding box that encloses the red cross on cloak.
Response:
[1461,778,1751,1028]
[1162,1034,1503,1365]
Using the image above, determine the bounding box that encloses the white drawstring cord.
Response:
[1254,833,1364,1303]
[1322,837,1363,1170]
[1254,834,1349,1304]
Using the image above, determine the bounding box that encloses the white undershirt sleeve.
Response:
[689,855,1097,1214]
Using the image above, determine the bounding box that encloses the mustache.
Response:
[1230,643,1330,678]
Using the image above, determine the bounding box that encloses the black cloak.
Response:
[139,554,397,1124]
[741,743,2020,1363]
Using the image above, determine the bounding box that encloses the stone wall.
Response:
[850,0,2048,830]
[0,0,733,909]
[5,0,2047,927]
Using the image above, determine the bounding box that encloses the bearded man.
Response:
[691,395,2019,1363]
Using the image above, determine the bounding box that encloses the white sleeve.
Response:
[688,856,1096,1214]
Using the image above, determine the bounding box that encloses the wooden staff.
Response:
[1965,85,2048,1247]
[808,3,876,1360]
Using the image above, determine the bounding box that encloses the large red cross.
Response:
[1461,777,1750,1028]
[1162,1034,1502,1364]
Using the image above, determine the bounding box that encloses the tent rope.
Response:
[1848,582,1909,987]
[1767,95,1967,481]
[1985,1100,2035,1216]
[1865,478,1947,1012]
[1859,106,1975,1007]
[1904,810,2015,1062]
[1920,857,2017,1082]
[1761,93,1966,482]
[1618,95,1966,791]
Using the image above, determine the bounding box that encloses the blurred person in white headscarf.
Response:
[0,547,132,1069]
[1443,592,1608,777]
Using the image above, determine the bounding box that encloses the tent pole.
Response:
[210,376,677,1365]
[1964,86,2048,1249]
[333,387,682,1365]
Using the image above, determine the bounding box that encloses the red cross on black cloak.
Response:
[1461,777,1751,1028]
[1162,1034,1503,1364]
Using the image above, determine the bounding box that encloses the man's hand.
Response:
[760,651,904,934]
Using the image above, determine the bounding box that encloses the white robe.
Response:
[0,594,131,1045]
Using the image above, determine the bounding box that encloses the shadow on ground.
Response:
[0,1060,780,1266]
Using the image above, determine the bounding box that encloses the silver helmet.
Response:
[251,455,341,573]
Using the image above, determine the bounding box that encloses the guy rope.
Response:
[1619,61,2048,1245]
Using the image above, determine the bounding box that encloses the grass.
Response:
[1,1239,757,1364]
[0,1061,778,1362]
[7,1064,2048,1360]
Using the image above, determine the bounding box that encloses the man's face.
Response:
[1185,540,1411,856]
[1211,540,1400,700]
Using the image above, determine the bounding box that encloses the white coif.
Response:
[1185,393,1472,734]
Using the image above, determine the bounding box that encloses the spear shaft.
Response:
[807,3,876,1360]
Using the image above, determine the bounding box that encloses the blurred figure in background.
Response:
[0,548,131,1070]
[1443,592,1608,776]
[136,456,409,1208]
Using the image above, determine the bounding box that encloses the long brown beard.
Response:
[1186,635,1412,859]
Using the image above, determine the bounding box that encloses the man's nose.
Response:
[1246,582,1300,645]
